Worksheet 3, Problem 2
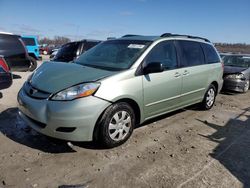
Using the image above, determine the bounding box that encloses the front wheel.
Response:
[200,84,216,110]
[97,102,135,148]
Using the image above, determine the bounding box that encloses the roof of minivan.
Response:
[21,35,38,39]
[120,34,211,43]
[119,35,160,41]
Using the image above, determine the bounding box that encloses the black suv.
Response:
[0,32,31,71]
[52,40,101,62]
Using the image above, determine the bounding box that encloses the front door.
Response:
[143,41,182,119]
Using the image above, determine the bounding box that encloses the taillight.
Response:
[0,57,10,72]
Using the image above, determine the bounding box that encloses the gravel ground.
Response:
[0,56,250,188]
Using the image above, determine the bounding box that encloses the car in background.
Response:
[223,54,250,93]
[18,33,223,148]
[0,32,31,71]
[49,48,59,60]
[52,40,101,62]
[21,35,40,71]
[0,56,12,90]
[220,52,232,59]
[39,44,58,55]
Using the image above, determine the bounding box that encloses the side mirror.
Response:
[143,62,164,74]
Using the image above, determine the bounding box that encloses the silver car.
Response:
[18,33,223,147]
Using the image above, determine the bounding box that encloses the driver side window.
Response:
[145,41,177,70]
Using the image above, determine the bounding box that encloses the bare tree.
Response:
[39,36,71,46]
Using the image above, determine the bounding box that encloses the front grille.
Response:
[24,82,51,99]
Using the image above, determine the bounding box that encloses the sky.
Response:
[0,0,249,43]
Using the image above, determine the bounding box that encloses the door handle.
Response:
[183,70,190,76]
[174,72,181,77]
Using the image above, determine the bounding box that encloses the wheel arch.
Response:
[210,81,219,95]
[92,97,142,141]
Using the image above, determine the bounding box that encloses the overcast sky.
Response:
[0,0,249,43]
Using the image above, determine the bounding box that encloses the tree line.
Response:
[214,43,250,54]
[38,36,250,54]
[39,36,71,46]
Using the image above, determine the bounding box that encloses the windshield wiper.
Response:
[76,62,123,71]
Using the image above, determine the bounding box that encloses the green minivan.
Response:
[18,33,223,147]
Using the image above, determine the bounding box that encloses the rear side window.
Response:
[178,41,205,67]
[22,38,36,46]
[145,41,177,70]
[0,34,26,56]
[83,42,99,51]
[56,42,79,58]
[202,43,220,63]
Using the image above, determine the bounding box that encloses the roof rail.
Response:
[122,34,141,38]
[107,37,116,40]
[160,33,210,43]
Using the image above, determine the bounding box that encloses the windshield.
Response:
[75,40,152,71]
[223,56,250,68]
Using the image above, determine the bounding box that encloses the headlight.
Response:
[51,82,100,101]
[225,73,245,80]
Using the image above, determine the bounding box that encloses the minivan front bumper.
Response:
[17,88,111,141]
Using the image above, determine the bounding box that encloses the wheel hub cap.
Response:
[108,111,131,141]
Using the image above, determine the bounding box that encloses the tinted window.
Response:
[145,41,177,69]
[202,43,220,63]
[83,42,99,52]
[0,34,26,56]
[54,42,79,59]
[179,41,205,67]
[22,38,36,46]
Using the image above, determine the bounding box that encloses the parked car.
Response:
[0,56,12,90]
[52,40,101,62]
[49,48,59,60]
[18,33,223,148]
[220,52,232,59]
[21,35,40,71]
[223,54,250,92]
[0,32,31,71]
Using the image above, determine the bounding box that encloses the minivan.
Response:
[18,33,223,148]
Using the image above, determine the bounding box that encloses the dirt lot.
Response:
[0,57,250,188]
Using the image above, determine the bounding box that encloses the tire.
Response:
[242,80,249,93]
[200,84,216,110]
[97,102,135,148]
[29,56,37,71]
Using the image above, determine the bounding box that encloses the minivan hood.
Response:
[30,62,117,93]
[224,66,247,74]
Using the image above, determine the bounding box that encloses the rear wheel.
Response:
[200,84,216,110]
[243,80,249,93]
[97,102,135,148]
[28,56,37,71]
